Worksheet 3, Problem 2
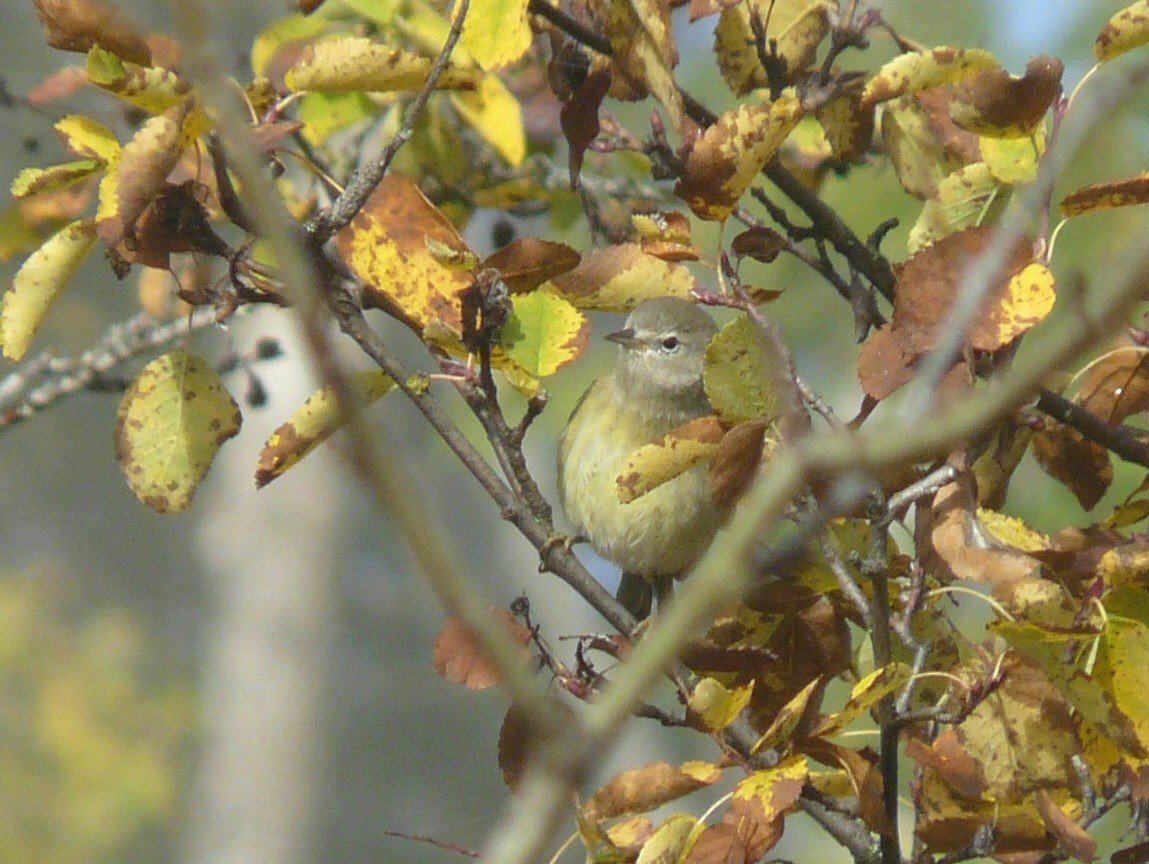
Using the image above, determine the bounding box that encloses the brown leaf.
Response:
[906,729,986,801]
[950,55,1064,138]
[1113,839,1149,864]
[1031,419,1113,510]
[731,226,787,263]
[35,0,152,66]
[560,67,611,189]
[1035,790,1096,862]
[498,702,534,790]
[683,822,748,864]
[124,181,229,270]
[432,608,532,690]
[857,324,918,401]
[1077,346,1149,423]
[709,418,767,510]
[480,238,581,293]
[584,760,724,821]
[1061,171,1149,218]
[816,91,875,162]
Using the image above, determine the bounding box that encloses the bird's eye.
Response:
[661,336,680,351]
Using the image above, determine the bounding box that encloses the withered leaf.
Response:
[1061,172,1149,218]
[950,55,1064,138]
[731,226,787,262]
[481,238,580,293]
[1032,418,1113,510]
[584,760,723,821]
[559,67,611,188]
[432,608,532,690]
[1035,790,1096,863]
[35,0,152,66]
[1077,346,1149,424]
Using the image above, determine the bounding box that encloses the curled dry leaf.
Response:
[880,90,981,200]
[1031,418,1113,511]
[559,67,612,189]
[616,415,725,504]
[34,0,152,66]
[432,608,532,690]
[1060,171,1149,218]
[606,0,683,127]
[949,55,1064,139]
[1035,789,1097,863]
[862,47,1000,108]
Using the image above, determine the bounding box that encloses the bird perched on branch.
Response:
[557,297,721,618]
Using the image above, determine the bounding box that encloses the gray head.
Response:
[607,297,719,419]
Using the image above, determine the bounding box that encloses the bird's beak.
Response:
[604,327,641,349]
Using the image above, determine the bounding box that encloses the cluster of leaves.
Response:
[7,0,1149,863]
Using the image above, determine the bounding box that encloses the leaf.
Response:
[297,91,377,147]
[54,114,121,161]
[980,131,1044,185]
[1095,1,1149,62]
[250,13,331,79]
[335,173,474,335]
[949,55,1063,138]
[862,48,1000,107]
[752,676,825,754]
[907,162,1004,254]
[500,291,589,377]
[114,351,242,513]
[635,814,701,864]
[1031,419,1113,511]
[1035,790,1097,863]
[1060,172,1149,218]
[709,417,768,510]
[95,99,202,251]
[816,91,874,162]
[285,37,480,92]
[560,67,612,188]
[607,0,683,128]
[713,0,830,95]
[585,761,723,821]
[969,262,1056,351]
[723,755,808,860]
[687,678,754,733]
[616,416,726,504]
[881,91,980,199]
[482,239,581,293]
[432,608,532,690]
[10,161,104,199]
[811,663,912,737]
[704,314,795,425]
[255,370,396,488]
[34,0,152,65]
[450,73,526,166]
[1,220,97,360]
[459,0,531,69]
[85,46,191,114]
[1077,346,1149,423]
[547,243,698,310]
[676,96,805,221]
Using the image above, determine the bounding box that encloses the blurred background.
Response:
[0,1,1145,862]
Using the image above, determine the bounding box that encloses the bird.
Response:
[557,296,722,618]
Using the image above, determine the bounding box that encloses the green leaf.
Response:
[500,291,588,377]
[114,351,242,513]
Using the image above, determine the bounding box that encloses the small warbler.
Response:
[557,297,721,617]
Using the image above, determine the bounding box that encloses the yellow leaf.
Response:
[86,46,191,114]
[676,96,804,221]
[459,0,531,69]
[812,663,911,738]
[970,262,1056,352]
[335,172,473,336]
[608,0,683,127]
[714,0,829,95]
[547,243,697,310]
[1060,172,1149,218]
[54,115,121,162]
[881,94,969,200]
[862,47,999,107]
[255,370,395,488]
[634,814,700,864]
[753,676,823,754]
[1,220,96,360]
[114,351,242,513]
[450,73,526,166]
[1095,1,1149,62]
[501,291,588,377]
[704,314,785,425]
[907,162,1004,254]
[584,762,722,822]
[285,37,480,92]
[688,678,754,732]
[976,508,1050,553]
[616,416,725,504]
[250,13,331,78]
[980,131,1044,185]
[10,161,104,199]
